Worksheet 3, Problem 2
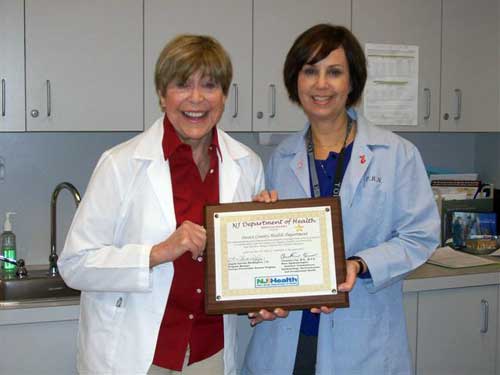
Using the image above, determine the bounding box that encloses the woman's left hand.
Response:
[309,259,363,313]
[338,259,360,293]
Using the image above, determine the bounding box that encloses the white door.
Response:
[0,0,25,132]
[25,0,143,131]
[144,0,252,132]
[352,0,441,132]
[440,0,499,132]
[252,0,350,132]
[417,285,498,375]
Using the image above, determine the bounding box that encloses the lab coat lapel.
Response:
[218,130,243,203]
[290,147,311,197]
[134,119,176,225]
[219,154,240,204]
[341,115,387,207]
[148,158,175,224]
[342,143,372,207]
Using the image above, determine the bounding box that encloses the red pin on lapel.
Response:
[360,154,366,164]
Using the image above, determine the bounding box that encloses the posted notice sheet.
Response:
[364,43,419,126]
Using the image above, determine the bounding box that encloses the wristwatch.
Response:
[347,256,367,276]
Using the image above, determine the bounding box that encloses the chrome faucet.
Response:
[49,182,81,277]
[0,255,27,278]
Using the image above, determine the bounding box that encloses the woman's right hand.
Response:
[253,189,278,203]
[150,220,206,267]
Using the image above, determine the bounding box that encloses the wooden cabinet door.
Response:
[253,0,350,132]
[25,0,143,131]
[352,0,441,132]
[440,0,499,132]
[417,285,498,375]
[144,0,252,132]
[0,0,25,132]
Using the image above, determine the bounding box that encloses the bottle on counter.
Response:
[1,212,17,271]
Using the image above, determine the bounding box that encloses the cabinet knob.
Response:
[30,109,40,118]
[256,111,263,119]
[443,113,449,120]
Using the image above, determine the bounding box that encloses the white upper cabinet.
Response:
[440,0,499,132]
[0,0,25,132]
[144,0,252,131]
[252,0,351,132]
[354,0,500,132]
[25,0,143,131]
[352,0,441,132]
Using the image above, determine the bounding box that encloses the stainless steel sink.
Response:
[0,266,80,301]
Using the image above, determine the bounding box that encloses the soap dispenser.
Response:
[1,212,17,271]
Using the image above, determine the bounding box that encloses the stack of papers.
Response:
[427,246,499,268]
[429,173,479,181]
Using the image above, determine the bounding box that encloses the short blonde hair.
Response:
[155,34,233,100]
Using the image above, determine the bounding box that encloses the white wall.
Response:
[475,133,500,187]
[0,132,136,265]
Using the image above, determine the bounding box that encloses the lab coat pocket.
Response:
[331,313,389,374]
[77,292,127,372]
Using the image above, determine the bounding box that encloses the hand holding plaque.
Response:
[204,197,349,314]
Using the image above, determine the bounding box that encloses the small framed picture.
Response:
[447,211,497,249]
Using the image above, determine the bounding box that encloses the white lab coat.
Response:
[58,117,265,375]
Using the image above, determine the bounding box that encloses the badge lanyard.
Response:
[306,115,353,198]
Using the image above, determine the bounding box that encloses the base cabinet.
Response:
[0,320,78,375]
[0,304,79,375]
[2,284,500,374]
[405,285,498,375]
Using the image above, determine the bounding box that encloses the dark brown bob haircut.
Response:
[283,24,367,108]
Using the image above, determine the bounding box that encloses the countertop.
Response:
[403,257,500,292]
[3,260,500,314]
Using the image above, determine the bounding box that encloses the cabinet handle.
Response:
[269,84,277,118]
[453,88,462,120]
[423,88,431,120]
[47,80,52,117]
[1,79,5,117]
[232,83,238,118]
[480,299,489,333]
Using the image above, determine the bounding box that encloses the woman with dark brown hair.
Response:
[243,24,439,375]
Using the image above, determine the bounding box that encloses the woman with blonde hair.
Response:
[59,34,264,375]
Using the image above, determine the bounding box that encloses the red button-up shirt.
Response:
[152,115,224,370]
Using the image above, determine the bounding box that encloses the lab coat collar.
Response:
[284,111,390,205]
[217,128,249,203]
[132,118,248,223]
[132,118,174,226]
[343,113,390,207]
